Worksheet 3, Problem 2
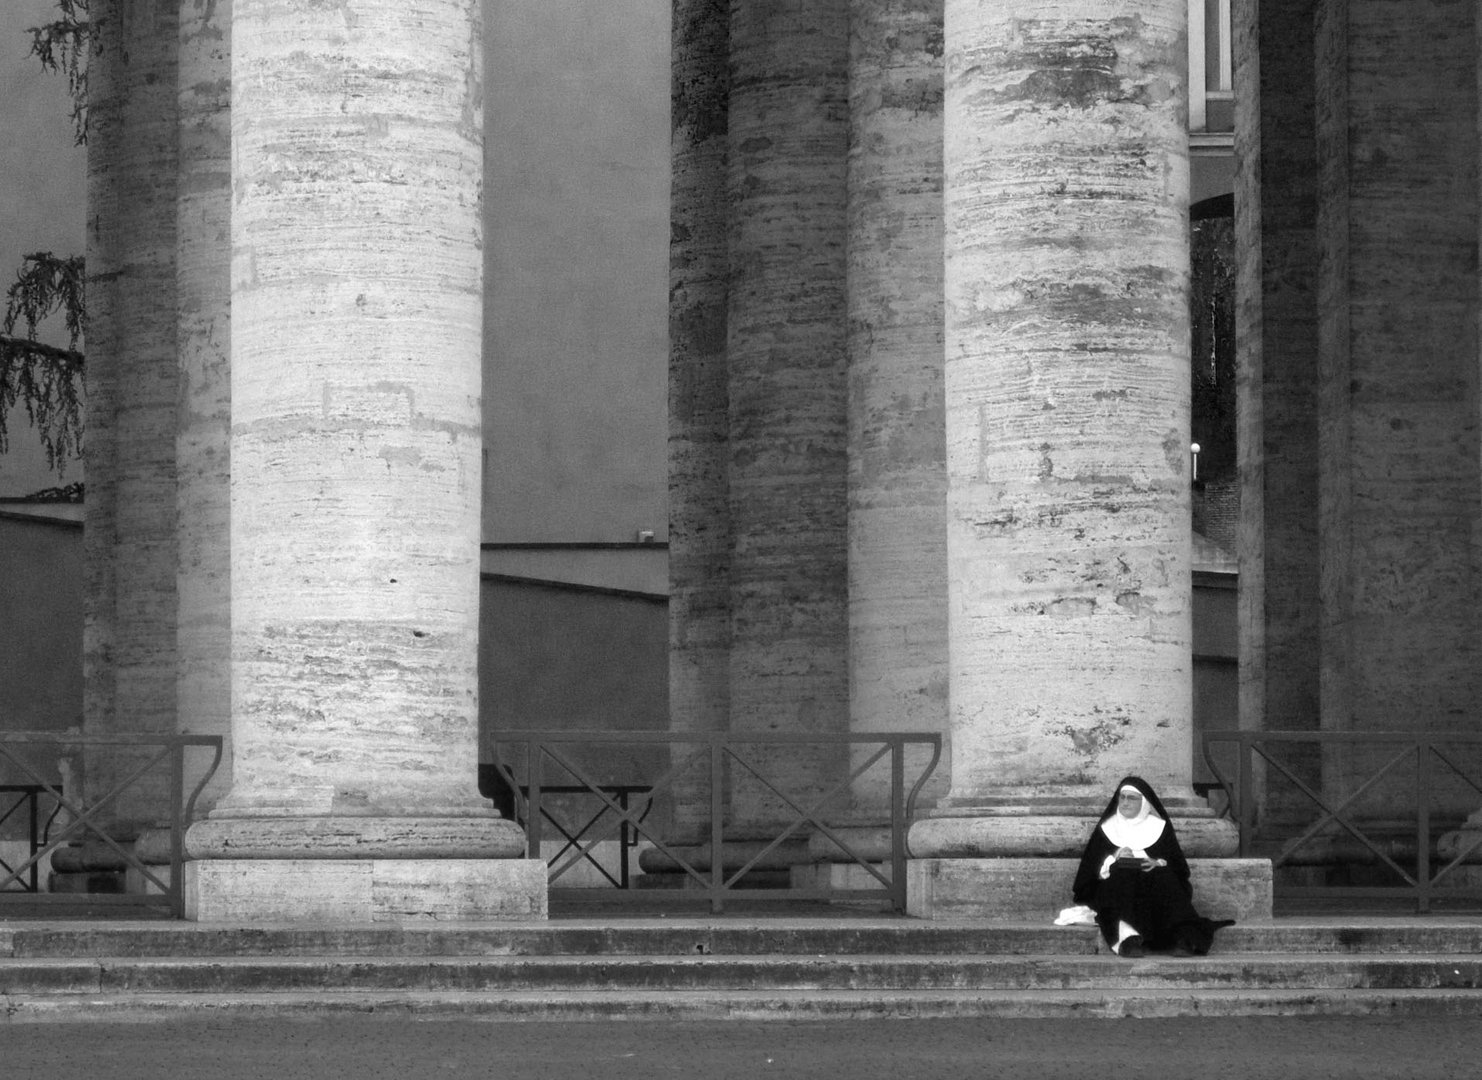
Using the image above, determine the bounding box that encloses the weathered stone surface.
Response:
[183,859,547,922]
[906,858,1272,923]
[84,0,181,831]
[176,0,233,813]
[1234,0,1323,826]
[668,0,731,843]
[1314,0,1481,820]
[846,0,949,815]
[218,0,490,821]
[942,1,1195,802]
[724,0,851,829]
[909,810,1239,860]
[185,816,525,860]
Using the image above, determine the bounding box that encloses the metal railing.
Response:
[0,785,57,892]
[1203,730,1482,911]
[488,731,942,913]
[0,732,223,917]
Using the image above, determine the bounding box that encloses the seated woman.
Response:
[1072,776,1234,958]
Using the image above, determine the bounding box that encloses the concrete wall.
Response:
[478,575,668,783]
[481,0,670,545]
[0,510,83,786]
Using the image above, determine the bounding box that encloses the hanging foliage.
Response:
[27,0,91,145]
[0,253,86,472]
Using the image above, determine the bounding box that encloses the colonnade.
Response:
[667,0,1249,913]
[80,0,1482,920]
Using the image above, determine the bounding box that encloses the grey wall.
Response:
[481,0,671,544]
[478,576,668,787]
[0,512,83,782]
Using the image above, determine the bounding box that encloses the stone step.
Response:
[3,952,1482,995]
[6,985,1482,1023]
[6,919,1482,959]
[3,920,1482,1021]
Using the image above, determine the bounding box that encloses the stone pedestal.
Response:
[907,858,1273,923]
[184,859,546,923]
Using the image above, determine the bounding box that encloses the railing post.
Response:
[890,737,906,912]
[528,737,544,861]
[28,788,41,893]
[1417,737,1432,914]
[1239,734,1254,858]
[710,733,725,914]
[171,737,186,917]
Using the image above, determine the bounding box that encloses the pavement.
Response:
[6,1014,1482,1080]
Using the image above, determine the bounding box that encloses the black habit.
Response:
[1072,775,1234,955]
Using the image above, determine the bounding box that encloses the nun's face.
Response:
[1117,790,1143,818]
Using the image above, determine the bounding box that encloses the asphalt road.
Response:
[6,1015,1481,1080]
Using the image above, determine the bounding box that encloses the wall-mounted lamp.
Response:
[1190,442,1201,482]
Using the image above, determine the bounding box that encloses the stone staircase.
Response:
[3,918,1482,1022]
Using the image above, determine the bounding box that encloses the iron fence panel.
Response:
[0,732,223,917]
[1203,730,1482,911]
[488,730,942,913]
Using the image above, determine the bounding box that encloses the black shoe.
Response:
[1117,936,1145,958]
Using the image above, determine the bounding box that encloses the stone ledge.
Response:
[184,816,527,860]
[906,858,1272,923]
[184,858,548,923]
[909,814,1240,858]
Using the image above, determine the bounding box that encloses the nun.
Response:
[1072,775,1234,958]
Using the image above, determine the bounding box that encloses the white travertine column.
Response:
[911,0,1236,862]
[184,0,542,921]
[843,0,948,828]
[668,0,732,843]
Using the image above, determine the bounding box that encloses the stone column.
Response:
[184,0,542,922]
[668,0,731,844]
[1233,0,1321,829]
[909,0,1251,919]
[1315,0,1480,823]
[175,0,233,816]
[725,0,850,835]
[841,0,947,837]
[81,0,180,847]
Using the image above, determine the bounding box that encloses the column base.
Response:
[909,810,1240,858]
[183,858,548,922]
[906,858,1273,923]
